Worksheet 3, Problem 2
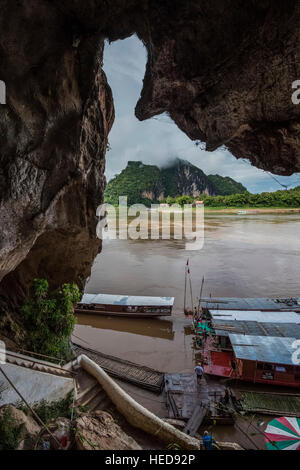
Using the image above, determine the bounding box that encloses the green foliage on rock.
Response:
[105,161,163,206]
[207,174,247,195]
[22,279,81,361]
[160,159,212,197]
[18,392,74,424]
[0,407,25,450]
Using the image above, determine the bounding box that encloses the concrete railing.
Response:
[78,354,200,450]
[5,350,74,377]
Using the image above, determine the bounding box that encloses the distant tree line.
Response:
[164,187,300,208]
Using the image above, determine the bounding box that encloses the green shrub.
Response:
[18,392,75,424]
[0,407,25,450]
[22,279,81,361]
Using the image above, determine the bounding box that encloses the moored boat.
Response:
[195,308,300,388]
[201,296,300,312]
[75,293,174,317]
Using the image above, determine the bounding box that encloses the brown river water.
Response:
[74,213,300,448]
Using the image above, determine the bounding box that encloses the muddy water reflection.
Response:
[74,315,192,372]
[76,314,175,341]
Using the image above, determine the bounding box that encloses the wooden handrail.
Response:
[17,348,62,365]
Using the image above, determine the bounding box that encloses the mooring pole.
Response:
[198,276,205,316]
[189,275,194,313]
[184,262,187,313]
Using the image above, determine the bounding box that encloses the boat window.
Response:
[257,362,274,371]
[275,365,286,373]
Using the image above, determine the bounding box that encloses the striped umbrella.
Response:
[265,417,300,450]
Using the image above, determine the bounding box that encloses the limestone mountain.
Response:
[207,174,247,196]
[104,159,247,205]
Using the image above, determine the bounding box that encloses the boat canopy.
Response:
[79,293,175,307]
[209,309,300,324]
[212,319,300,339]
[202,297,300,311]
[229,334,298,366]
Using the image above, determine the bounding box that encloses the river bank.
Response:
[110,206,300,215]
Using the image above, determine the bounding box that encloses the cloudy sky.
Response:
[103,36,299,193]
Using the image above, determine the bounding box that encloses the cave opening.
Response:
[0,3,299,449]
[2,32,299,309]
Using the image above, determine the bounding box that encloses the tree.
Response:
[166,195,176,205]
[22,279,81,361]
[175,195,194,205]
[0,407,25,450]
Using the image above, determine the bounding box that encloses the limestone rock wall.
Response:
[0,1,114,298]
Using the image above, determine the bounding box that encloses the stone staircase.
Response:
[75,369,112,412]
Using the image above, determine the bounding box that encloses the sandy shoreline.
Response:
[204,207,300,214]
[110,207,300,215]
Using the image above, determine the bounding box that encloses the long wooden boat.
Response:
[201,296,300,312]
[236,389,300,416]
[72,342,164,393]
[75,293,174,317]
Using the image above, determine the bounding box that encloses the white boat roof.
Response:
[79,293,175,307]
[229,334,297,365]
[210,309,300,324]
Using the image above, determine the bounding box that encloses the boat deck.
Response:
[76,293,174,317]
[74,308,171,317]
[165,373,210,420]
[73,343,164,393]
[164,373,233,435]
